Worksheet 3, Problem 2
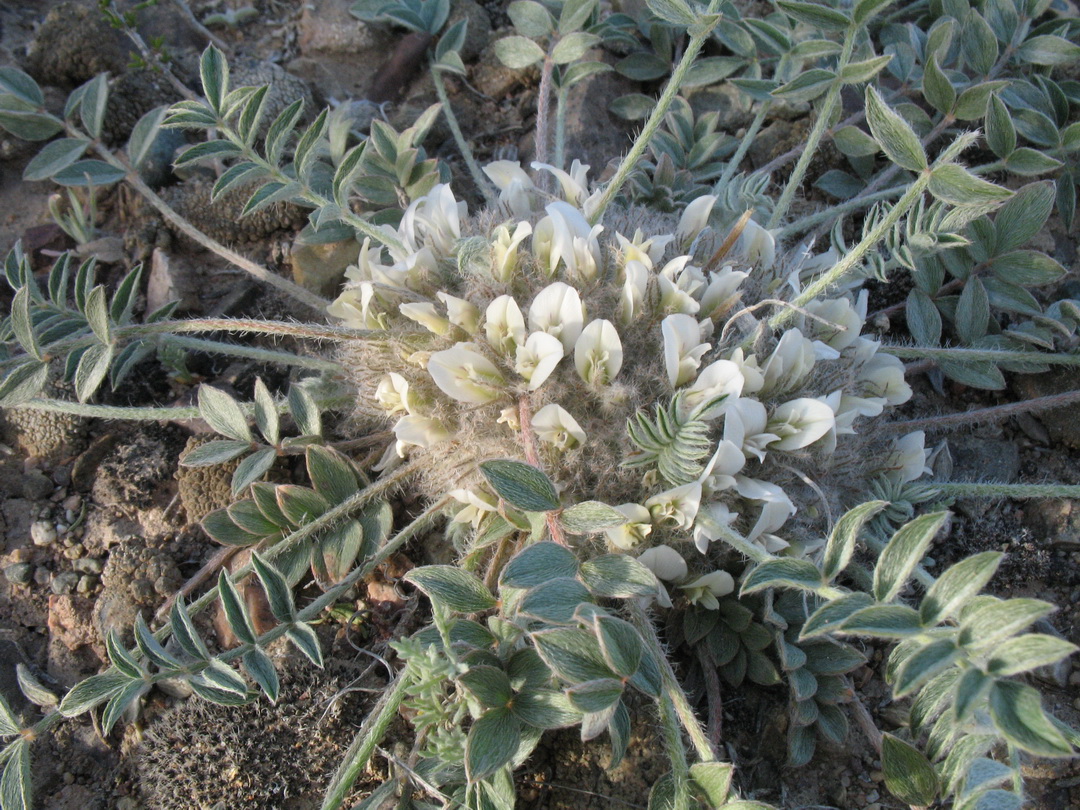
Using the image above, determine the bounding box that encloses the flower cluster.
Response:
[329,161,930,603]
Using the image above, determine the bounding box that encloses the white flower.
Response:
[699,266,749,320]
[427,342,506,404]
[533,201,604,282]
[759,329,816,396]
[399,302,451,335]
[498,405,520,430]
[575,319,623,386]
[619,259,650,326]
[604,503,653,550]
[858,348,912,406]
[532,403,586,450]
[645,482,702,530]
[883,431,932,485]
[663,313,712,388]
[375,373,416,416]
[485,295,527,356]
[736,217,776,268]
[735,476,797,541]
[393,414,449,457]
[691,501,740,553]
[699,440,745,497]
[484,161,536,219]
[529,281,585,352]
[804,291,867,351]
[328,283,390,330]
[676,195,716,248]
[724,398,780,462]
[726,348,764,394]
[448,488,499,530]
[437,292,480,334]
[680,359,744,418]
[679,570,735,610]
[767,397,837,451]
[403,183,464,257]
[515,331,565,390]
[533,159,591,208]
[637,545,688,581]
[492,221,533,282]
[616,229,673,270]
[657,256,704,315]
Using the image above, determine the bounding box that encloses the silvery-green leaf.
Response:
[494,35,545,69]
[198,384,252,441]
[689,761,733,807]
[921,551,1002,626]
[200,45,229,114]
[772,69,836,103]
[218,570,257,644]
[822,500,886,582]
[986,634,1078,677]
[101,679,145,736]
[171,597,210,661]
[10,288,40,360]
[77,74,109,140]
[579,554,657,598]
[938,358,1006,390]
[840,605,924,638]
[0,739,31,810]
[906,292,944,347]
[74,343,112,403]
[955,276,989,344]
[316,519,363,583]
[531,627,616,682]
[109,264,142,326]
[0,109,62,141]
[15,665,57,708]
[953,81,1007,121]
[840,55,892,85]
[0,361,48,407]
[593,615,642,678]
[83,285,110,343]
[882,733,940,805]
[251,482,290,527]
[407,565,496,613]
[306,445,358,504]
[134,612,180,670]
[791,38,842,59]
[182,440,252,467]
[560,501,627,534]
[251,553,295,623]
[501,541,579,588]
[1004,147,1064,176]
[952,667,991,724]
[985,94,1015,159]
[894,639,960,698]
[0,695,19,736]
[1018,35,1080,66]
[922,53,955,114]
[265,98,305,167]
[929,164,1011,206]
[23,137,90,181]
[559,0,596,33]
[466,707,521,780]
[962,12,998,75]
[510,688,579,729]
[994,181,1054,254]
[874,511,948,602]
[51,158,125,186]
[0,66,43,106]
[436,18,468,59]
[251,379,279,446]
[958,597,1055,648]
[174,140,243,168]
[458,665,512,708]
[989,680,1072,757]
[244,647,280,703]
[683,56,743,87]
[480,459,560,512]
[833,125,879,158]
[127,105,168,170]
[288,383,321,437]
[286,622,323,667]
[294,109,328,183]
[519,578,592,623]
[777,0,851,30]
[608,93,655,121]
[567,678,623,713]
[865,85,926,171]
[552,31,599,64]
[275,484,328,525]
[646,0,697,26]
[741,558,823,595]
[961,758,1013,799]
[59,670,129,716]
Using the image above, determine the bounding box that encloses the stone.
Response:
[290,0,396,101]
[289,237,358,297]
[3,562,32,585]
[31,520,58,547]
[447,0,493,61]
[76,575,97,594]
[50,571,79,595]
[1011,368,1080,449]
[147,248,199,314]
[21,470,53,501]
[73,557,104,575]
[557,50,639,172]
[1024,499,1080,548]
[686,83,753,131]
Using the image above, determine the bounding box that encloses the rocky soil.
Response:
[1,1,1079,809]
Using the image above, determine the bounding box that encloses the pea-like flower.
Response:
[529,281,585,352]
[399,302,451,336]
[692,501,740,554]
[637,545,688,581]
[485,295,527,356]
[676,194,717,249]
[515,331,565,390]
[575,319,623,386]
[603,503,653,550]
[804,291,867,351]
[663,313,712,387]
[735,477,796,542]
[645,481,702,530]
[392,415,449,457]
[616,229,672,270]
[375,373,416,416]
[448,488,499,530]
[699,266,749,321]
[679,570,735,610]
[437,292,480,334]
[619,259,650,326]
[767,397,837,451]
[882,431,931,485]
[679,359,744,419]
[427,343,506,404]
[533,201,604,282]
[724,397,780,462]
[736,217,776,268]
[483,160,535,219]
[491,221,532,282]
[759,328,816,396]
[532,403,586,450]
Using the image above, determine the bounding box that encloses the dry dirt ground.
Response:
[1,1,1080,809]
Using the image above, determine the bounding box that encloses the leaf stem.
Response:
[431,65,497,205]
[882,344,1080,367]
[883,390,1080,433]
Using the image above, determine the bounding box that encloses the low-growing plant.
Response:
[1,0,1080,808]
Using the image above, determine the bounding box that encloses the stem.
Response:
[554,84,569,173]
[431,65,497,206]
[535,55,555,171]
[161,335,342,372]
[882,344,1080,367]
[588,1,723,225]
[716,101,771,191]
[774,184,907,240]
[767,29,857,229]
[321,672,413,810]
[770,173,931,330]
[883,390,1080,433]
[92,145,332,315]
[916,482,1080,500]
[10,398,210,421]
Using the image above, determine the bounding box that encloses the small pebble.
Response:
[865,790,879,803]
[62,771,74,785]
[50,571,79,595]
[51,467,71,487]
[3,562,32,585]
[22,471,53,501]
[870,770,884,782]
[62,494,81,512]
[30,521,57,547]
[76,575,96,594]
[62,545,84,560]
[73,557,103,575]
[33,567,51,587]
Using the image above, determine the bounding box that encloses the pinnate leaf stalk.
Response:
[775,183,907,239]
[587,0,723,226]
[716,100,771,192]
[159,335,342,372]
[883,390,1080,433]
[914,482,1080,500]
[767,28,858,229]
[884,345,1080,367]
[431,65,498,205]
[554,84,570,173]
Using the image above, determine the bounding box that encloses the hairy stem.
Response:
[588,1,723,225]
[431,65,497,205]
[535,55,555,172]
[883,344,1080,367]
[916,482,1080,500]
[160,335,342,372]
[884,391,1080,433]
[716,101,771,192]
[774,184,907,240]
[554,84,569,173]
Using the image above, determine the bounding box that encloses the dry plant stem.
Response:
[517,394,568,546]
[774,184,907,240]
[168,0,232,54]
[846,680,883,754]
[697,648,724,754]
[884,344,1080,367]
[431,65,497,205]
[716,102,771,191]
[154,545,238,622]
[703,209,753,273]
[884,390,1080,433]
[588,0,723,226]
[92,145,331,314]
[117,20,199,102]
